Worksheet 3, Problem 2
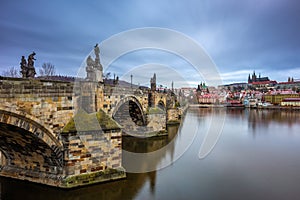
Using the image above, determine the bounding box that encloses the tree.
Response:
[39,62,56,76]
[1,67,20,77]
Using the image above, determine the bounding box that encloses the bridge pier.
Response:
[0,113,126,188]
[60,129,126,188]
[0,78,127,188]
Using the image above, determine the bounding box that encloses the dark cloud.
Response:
[0,0,300,84]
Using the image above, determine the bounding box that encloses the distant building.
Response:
[276,77,300,91]
[248,71,270,83]
[180,87,196,97]
[281,98,300,107]
[218,82,248,91]
[264,94,300,105]
[250,80,277,90]
[248,71,277,91]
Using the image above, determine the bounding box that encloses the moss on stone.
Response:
[148,107,164,114]
[62,167,126,188]
[62,109,121,133]
[167,120,181,125]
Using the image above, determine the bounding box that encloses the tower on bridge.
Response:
[149,73,157,107]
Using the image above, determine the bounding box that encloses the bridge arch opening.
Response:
[112,96,146,127]
[0,122,63,175]
[0,110,63,178]
[0,110,63,149]
[157,100,166,111]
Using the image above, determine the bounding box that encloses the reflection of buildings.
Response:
[247,109,300,133]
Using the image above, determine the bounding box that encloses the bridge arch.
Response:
[112,95,146,126]
[154,94,167,109]
[0,110,63,171]
[157,100,166,110]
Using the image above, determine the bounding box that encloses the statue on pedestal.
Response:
[86,56,96,81]
[27,52,36,78]
[85,44,103,82]
[20,52,36,78]
[20,56,27,78]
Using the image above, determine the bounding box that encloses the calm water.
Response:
[1,108,300,200]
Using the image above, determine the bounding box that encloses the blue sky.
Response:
[1,0,300,87]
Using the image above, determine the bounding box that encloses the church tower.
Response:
[252,71,257,82]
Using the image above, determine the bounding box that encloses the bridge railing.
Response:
[103,85,142,96]
[0,77,74,97]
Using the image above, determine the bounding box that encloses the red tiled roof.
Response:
[251,80,277,85]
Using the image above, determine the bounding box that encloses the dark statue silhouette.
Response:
[20,52,36,78]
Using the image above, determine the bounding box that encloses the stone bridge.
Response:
[0,77,179,188]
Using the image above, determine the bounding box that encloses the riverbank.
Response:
[189,104,300,111]
[189,104,225,108]
[254,105,300,111]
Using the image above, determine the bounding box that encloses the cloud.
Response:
[220,70,253,83]
[0,0,300,85]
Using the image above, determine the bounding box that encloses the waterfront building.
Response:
[197,93,221,104]
[281,98,300,107]
[264,94,300,105]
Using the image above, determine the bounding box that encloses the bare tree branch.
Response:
[39,62,56,77]
[1,67,20,77]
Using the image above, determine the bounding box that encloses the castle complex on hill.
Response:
[248,71,270,84]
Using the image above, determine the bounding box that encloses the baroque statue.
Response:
[85,44,103,82]
[20,52,36,78]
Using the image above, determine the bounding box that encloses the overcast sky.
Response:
[1,0,300,87]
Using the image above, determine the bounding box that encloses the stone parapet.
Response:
[0,77,73,98]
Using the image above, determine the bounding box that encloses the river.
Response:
[1,108,300,200]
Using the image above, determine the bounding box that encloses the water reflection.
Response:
[248,109,300,129]
[0,125,180,200]
[1,108,300,200]
[122,126,178,153]
[0,173,154,200]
